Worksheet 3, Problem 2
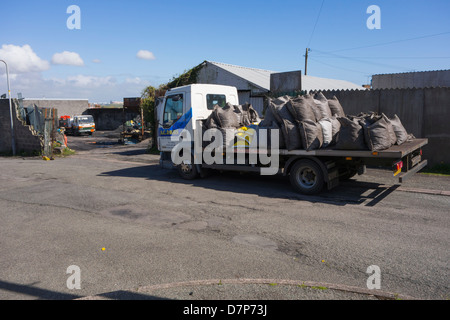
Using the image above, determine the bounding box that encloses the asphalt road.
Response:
[0,132,448,301]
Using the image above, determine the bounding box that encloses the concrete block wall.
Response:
[316,88,450,166]
[0,99,42,154]
[0,100,13,153]
[85,108,139,131]
[23,99,89,118]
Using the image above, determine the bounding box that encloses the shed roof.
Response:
[301,74,364,91]
[206,61,363,92]
[207,61,274,91]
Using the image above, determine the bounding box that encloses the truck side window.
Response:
[163,94,184,126]
[206,94,226,110]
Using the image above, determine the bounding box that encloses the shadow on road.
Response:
[0,280,81,300]
[98,164,399,206]
[0,279,170,300]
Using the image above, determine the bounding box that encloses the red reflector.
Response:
[420,149,423,156]
[394,161,403,176]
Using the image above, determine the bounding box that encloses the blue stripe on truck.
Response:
[158,108,192,137]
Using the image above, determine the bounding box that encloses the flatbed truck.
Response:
[157,84,428,195]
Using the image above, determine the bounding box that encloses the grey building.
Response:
[197,61,272,114]
[23,98,89,117]
[372,69,450,89]
[22,98,89,117]
[196,61,363,115]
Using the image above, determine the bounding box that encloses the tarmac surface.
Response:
[0,131,448,302]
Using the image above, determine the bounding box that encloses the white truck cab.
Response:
[157,84,238,152]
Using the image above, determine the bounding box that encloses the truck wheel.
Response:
[289,159,325,195]
[177,158,199,180]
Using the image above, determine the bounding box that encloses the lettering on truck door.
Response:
[159,93,190,150]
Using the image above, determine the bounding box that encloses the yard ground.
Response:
[0,131,448,302]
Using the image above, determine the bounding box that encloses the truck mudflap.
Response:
[326,167,340,190]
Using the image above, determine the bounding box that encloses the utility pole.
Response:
[304,48,310,76]
[0,59,16,156]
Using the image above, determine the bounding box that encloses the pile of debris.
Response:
[204,93,414,152]
[120,116,150,144]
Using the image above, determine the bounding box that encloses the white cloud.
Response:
[66,74,116,87]
[51,51,84,66]
[125,77,144,84]
[0,44,50,73]
[92,59,101,64]
[0,44,151,101]
[8,72,151,102]
[136,50,156,60]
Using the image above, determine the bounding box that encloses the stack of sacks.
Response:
[260,93,341,151]
[257,97,287,149]
[203,102,261,148]
[203,94,414,152]
[341,112,413,151]
[306,92,342,150]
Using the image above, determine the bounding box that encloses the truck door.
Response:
[158,92,190,152]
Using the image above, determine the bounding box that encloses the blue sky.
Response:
[1,0,449,102]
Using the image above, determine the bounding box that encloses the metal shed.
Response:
[197,61,273,115]
[195,61,364,115]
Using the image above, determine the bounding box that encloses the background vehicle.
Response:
[60,115,96,135]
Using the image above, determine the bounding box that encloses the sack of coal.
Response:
[299,119,323,151]
[335,117,367,150]
[286,95,317,123]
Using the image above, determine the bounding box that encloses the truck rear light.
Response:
[393,161,403,176]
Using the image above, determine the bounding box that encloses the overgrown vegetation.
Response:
[140,61,206,152]
[163,61,205,90]
[62,147,76,156]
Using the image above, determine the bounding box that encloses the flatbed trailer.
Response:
[157,84,429,195]
[164,133,428,195]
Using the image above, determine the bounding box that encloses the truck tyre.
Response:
[177,158,199,180]
[289,159,325,195]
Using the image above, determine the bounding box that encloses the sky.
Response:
[0,0,449,103]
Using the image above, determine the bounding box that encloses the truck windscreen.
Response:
[78,117,93,124]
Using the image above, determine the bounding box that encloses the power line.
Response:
[313,56,450,60]
[311,49,416,72]
[325,31,450,53]
[307,0,325,48]
[308,57,370,75]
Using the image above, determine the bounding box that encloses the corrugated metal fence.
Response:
[17,99,58,157]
